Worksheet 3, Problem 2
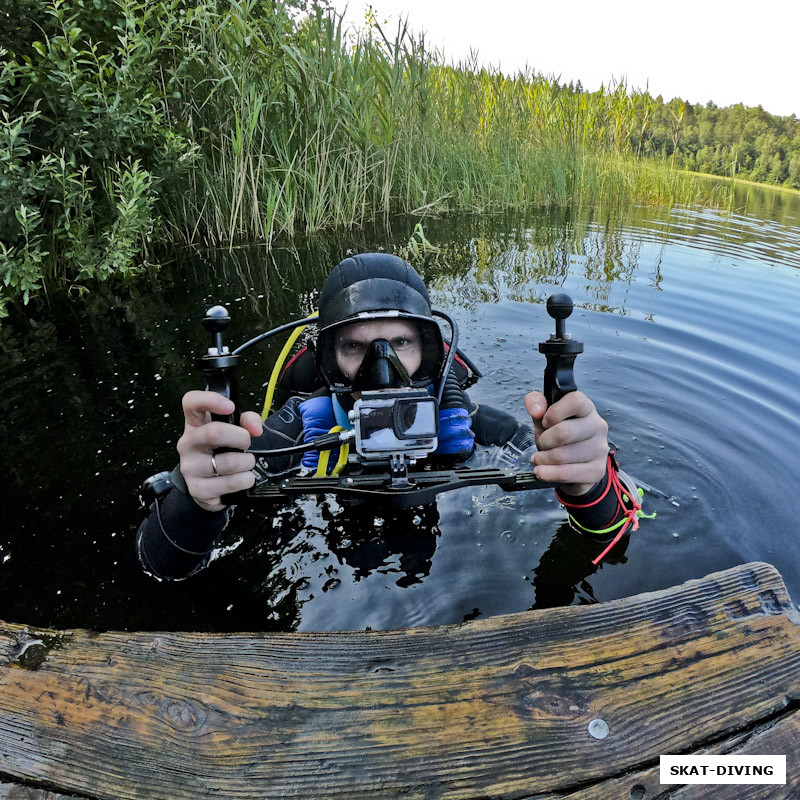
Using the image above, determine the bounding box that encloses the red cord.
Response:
[555,456,615,509]
[591,459,642,565]
[555,454,642,566]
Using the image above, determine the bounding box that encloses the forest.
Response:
[635,92,800,187]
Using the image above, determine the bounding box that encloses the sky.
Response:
[330,0,800,119]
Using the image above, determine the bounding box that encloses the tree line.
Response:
[626,91,799,188]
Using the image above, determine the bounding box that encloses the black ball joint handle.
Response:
[538,293,583,407]
[197,306,241,427]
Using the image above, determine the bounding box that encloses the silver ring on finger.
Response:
[210,453,220,476]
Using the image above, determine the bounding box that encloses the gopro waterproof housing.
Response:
[349,389,439,461]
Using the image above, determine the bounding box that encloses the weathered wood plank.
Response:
[561,708,800,799]
[0,782,86,800]
[0,561,797,800]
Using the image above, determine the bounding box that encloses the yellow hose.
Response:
[261,310,319,421]
[316,426,349,477]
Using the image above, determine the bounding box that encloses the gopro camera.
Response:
[349,389,439,461]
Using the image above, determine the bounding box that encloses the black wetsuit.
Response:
[137,395,620,580]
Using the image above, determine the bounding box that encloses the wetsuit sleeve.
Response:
[554,455,635,539]
[136,397,306,580]
[136,481,228,580]
[470,400,536,450]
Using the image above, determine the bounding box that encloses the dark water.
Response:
[2,185,800,632]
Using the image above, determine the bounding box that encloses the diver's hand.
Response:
[524,390,609,496]
[177,390,263,513]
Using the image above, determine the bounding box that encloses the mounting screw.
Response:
[588,718,609,739]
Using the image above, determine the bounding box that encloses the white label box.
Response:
[660,755,786,784]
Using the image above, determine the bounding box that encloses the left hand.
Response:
[524,390,609,496]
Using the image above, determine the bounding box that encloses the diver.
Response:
[137,253,634,581]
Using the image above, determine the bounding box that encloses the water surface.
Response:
[2,186,799,631]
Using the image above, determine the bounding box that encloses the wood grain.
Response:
[0,561,797,799]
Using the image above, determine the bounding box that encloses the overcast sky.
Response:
[330,0,799,118]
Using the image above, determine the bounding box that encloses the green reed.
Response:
[1,0,716,316]
[167,3,709,247]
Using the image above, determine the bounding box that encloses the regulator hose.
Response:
[439,367,469,411]
[435,363,474,458]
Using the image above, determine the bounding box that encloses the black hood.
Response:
[316,253,444,393]
[317,253,433,329]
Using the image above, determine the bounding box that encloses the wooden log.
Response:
[0,561,798,800]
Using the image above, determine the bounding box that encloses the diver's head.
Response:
[316,253,445,393]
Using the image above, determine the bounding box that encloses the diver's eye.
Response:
[340,341,365,353]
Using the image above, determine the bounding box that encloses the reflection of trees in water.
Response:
[729,182,800,227]
[319,501,441,588]
[226,498,627,629]
[421,196,800,318]
[210,499,443,631]
[424,195,799,319]
[426,206,662,316]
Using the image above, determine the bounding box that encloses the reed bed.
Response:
[2,0,716,315]
[163,2,709,247]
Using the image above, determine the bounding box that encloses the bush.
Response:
[0,0,198,317]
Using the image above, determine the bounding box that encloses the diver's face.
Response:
[334,319,422,383]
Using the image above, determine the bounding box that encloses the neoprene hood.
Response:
[316,253,445,392]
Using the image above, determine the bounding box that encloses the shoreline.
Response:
[687,170,800,196]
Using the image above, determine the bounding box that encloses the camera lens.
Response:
[397,403,417,435]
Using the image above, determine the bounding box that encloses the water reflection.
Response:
[2,185,800,632]
[424,210,653,315]
[530,524,630,609]
[319,503,440,587]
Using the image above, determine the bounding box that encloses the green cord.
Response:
[568,488,656,537]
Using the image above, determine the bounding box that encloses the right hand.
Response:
[177,390,264,512]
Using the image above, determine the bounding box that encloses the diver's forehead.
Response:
[335,319,419,343]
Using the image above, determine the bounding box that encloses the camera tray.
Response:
[245,465,557,509]
[198,294,581,509]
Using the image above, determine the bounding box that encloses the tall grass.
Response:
[165,3,709,247]
[1,0,717,316]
